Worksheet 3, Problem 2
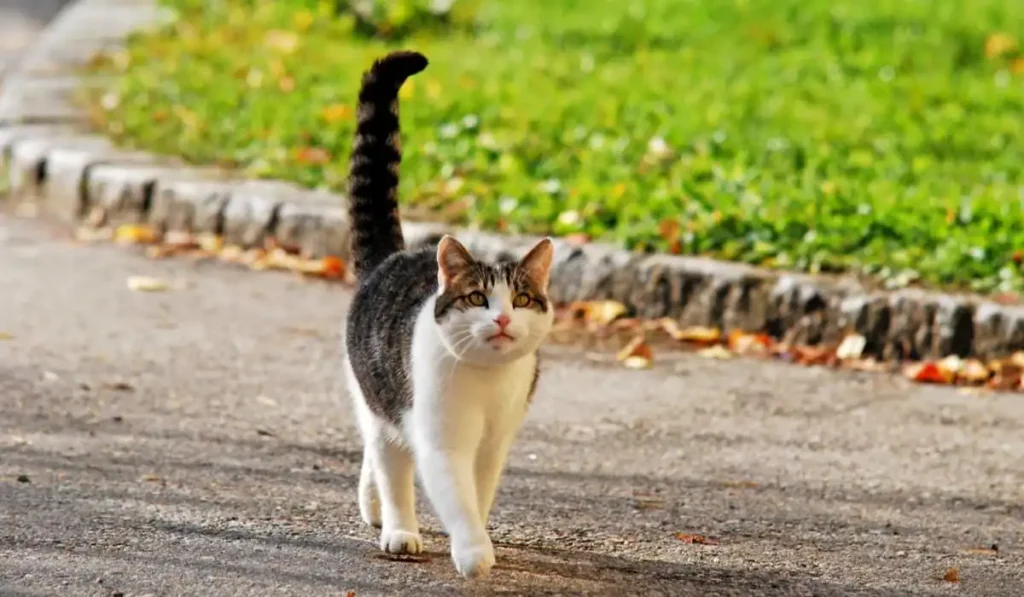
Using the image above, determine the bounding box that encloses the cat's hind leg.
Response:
[366,425,422,554]
[358,448,381,527]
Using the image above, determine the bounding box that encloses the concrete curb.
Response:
[2,0,1023,360]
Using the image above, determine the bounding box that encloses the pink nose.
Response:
[494,314,511,329]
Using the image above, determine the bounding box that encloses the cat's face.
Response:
[433,236,555,366]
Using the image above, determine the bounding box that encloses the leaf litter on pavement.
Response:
[553,298,1024,393]
[77,222,1024,392]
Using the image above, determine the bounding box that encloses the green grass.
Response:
[87,0,1024,293]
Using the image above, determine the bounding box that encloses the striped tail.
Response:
[347,50,428,281]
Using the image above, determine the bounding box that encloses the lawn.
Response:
[86,0,1024,293]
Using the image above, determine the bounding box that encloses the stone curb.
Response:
[2,0,1023,360]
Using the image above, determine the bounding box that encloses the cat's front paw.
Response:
[452,538,495,579]
[380,529,423,554]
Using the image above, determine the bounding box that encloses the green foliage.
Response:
[88,0,1024,293]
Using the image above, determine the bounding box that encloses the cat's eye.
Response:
[512,293,531,308]
[466,291,488,307]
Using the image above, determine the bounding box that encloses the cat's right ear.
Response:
[436,235,474,289]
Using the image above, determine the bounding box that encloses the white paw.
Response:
[359,494,381,528]
[380,529,423,555]
[452,539,495,579]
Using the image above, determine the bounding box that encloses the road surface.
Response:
[1,213,1022,596]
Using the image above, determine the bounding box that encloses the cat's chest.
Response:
[443,355,535,415]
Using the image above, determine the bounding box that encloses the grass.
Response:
[86,0,1024,294]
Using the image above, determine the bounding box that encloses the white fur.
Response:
[345,277,553,579]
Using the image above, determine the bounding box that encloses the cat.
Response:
[342,50,555,579]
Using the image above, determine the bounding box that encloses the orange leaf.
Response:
[942,567,960,583]
[903,361,955,385]
[1012,58,1024,75]
[294,146,331,165]
[727,330,772,355]
[986,359,1022,391]
[675,533,720,546]
[617,335,653,369]
[785,344,836,366]
[658,319,721,345]
[321,256,345,278]
[113,224,159,245]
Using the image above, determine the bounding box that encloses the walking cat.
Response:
[342,50,555,579]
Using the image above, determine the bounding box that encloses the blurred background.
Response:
[86,0,1024,295]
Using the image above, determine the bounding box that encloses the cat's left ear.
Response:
[519,238,554,291]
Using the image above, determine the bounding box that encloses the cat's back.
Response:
[347,247,438,346]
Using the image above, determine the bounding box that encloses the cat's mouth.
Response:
[486,331,515,344]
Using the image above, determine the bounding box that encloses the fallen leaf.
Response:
[942,567,960,583]
[141,473,164,483]
[197,233,225,253]
[784,344,836,366]
[103,380,135,392]
[256,428,276,437]
[631,492,664,510]
[126,276,171,292]
[113,224,159,244]
[16,474,30,483]
[0,332,14,341]
[698,345,734,360]
[985,356,1023,391]
[659,319,721,345]
[959,359,991,384]
[569,300,628,326]
[835,334,866,360]
[163,230,197,248]
[617,335,653,369]
[675,533,720,546]
[727,330,772,355]
[321,256,345,278]
[903,361,954,384]
[963,544,998,556]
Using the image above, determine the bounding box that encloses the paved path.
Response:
[0,213,1022,596]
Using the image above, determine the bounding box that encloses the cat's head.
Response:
[433,235,555,365]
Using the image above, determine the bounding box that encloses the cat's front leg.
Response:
[475,434,515,528]
[412,414,494,578]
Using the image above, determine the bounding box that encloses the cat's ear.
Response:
[436,235,475,289]
[519,238,554,291]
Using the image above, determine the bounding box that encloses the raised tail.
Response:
[347,50,428,281]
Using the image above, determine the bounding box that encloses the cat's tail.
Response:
[348,50,428,281]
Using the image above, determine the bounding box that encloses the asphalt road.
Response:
[1,213,1022,596]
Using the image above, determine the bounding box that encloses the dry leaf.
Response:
[659,319,721,345]
[835,334,866,360]
[113,224,159,245]
[903,361,954,385]
[986,359,1022,391]
[569,300,628,326]
[728,330,772,355]
[197,233,225,253]
[126,276,171,292]
[0,332,14,341]
[675,533,720,546]
[784,344,836,366]
[321,256,345,278]
[75,226,113,243]
[141,473,164,483]
[959,359,991,384]
[617,335,653,369]
[942,567,960,583]
[698,345,734,360]
[963,544,998,556]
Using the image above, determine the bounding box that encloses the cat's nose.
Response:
[494,313,511,329]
